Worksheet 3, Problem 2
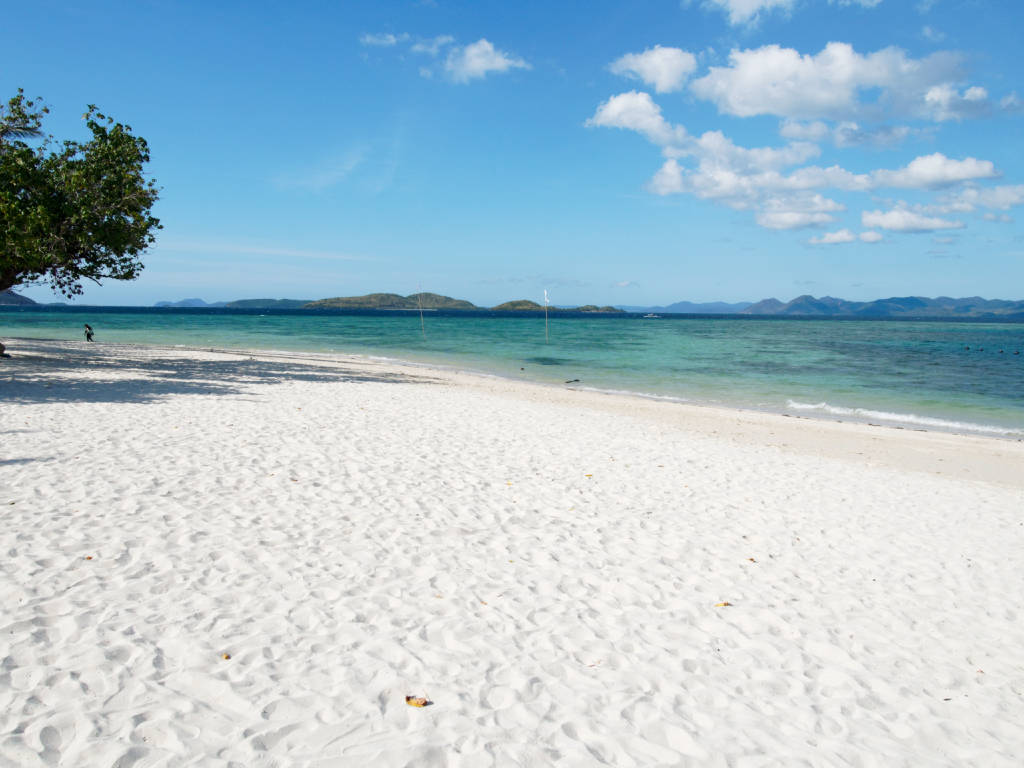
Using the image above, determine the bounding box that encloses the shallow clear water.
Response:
[3,306,1023,437]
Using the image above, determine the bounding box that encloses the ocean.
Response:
[2,306,1023,438]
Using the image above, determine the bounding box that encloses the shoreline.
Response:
[3,337,1023,490]
[3,338,1024,765]
[3,333,1023,445]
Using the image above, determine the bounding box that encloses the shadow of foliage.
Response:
[0,340,438,405]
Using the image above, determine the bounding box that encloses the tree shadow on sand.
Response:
[0,340,440,405]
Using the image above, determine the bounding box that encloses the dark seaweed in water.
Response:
[524,356,571,366]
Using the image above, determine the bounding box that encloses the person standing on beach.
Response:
[84,324,94,342]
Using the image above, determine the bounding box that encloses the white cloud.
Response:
[590,89,1011,234]
[609,46,697,93]
[701,0,794,25]
[360,32,409,47]
[756,194,843,229]
[758,210,836,229]
[411,35,454,56]
[586,91,688,146]
[929,185,1024,214]
[688,130,820,171]
[697,0,881,25]
[781,119,914,147]
[921,25,945,42]
[648,159,686,195]
[861,208,964,232]
[809,228,857,244]
[924,84,991,120]
[833,122,913,147]
[779,120,831,142]
[871,153,997,188]
[444,39,530,83]
[1001,93,1024,112]
[690,42,972,122]
[860,231,883,242]
[983,213,1013,223]
[956,185,1024,211]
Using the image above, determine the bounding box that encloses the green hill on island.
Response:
[225,298,312,309]
[0,290,36,306]
[740,294,1024,318]
[491,299,623,313]
[304,292,477,310]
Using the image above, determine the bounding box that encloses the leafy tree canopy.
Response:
[1,89,160,297]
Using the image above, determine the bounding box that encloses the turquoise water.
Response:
[3,307,1023,437]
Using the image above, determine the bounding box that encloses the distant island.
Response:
[739,295,1024,319]
[305,293,476,310]
[0,289,36,306]
[305,293,622,312]
[491,300,623,313]
[153,298,312,309]
[622,300,753,314]
[2,288,1022,318]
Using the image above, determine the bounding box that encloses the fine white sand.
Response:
[2,338,1023,767]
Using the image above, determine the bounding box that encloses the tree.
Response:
[1,89,160,297]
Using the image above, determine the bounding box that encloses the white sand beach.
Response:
[2,338,1023,767]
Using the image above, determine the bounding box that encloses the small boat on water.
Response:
[642,313,661,319]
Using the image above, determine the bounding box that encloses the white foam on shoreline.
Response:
[785,399,1024,437]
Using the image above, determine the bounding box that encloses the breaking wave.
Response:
[785,400,1024,437]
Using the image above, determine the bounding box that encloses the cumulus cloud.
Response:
[700,0,795,25]
[809,228,857,244]
[648,159,686,195]
[756,194,843,229]
[781,119,914,147]
[589,86,1010,233]
[360,32,409,46]
[938,185,1024,212]
[808,227,882,245]
[779,120,831,142]
[983,213,1014,223]
[758,211,836,229]
[586,91,688,146]
[833,122,914,147]
[686,130,820,171]
[924,84,991,120]
[444,39,530,83]
[696,0,882,25]
[609,46,697,93]
[690,42,979,122]
[871,153,997,188]
[862,208,964,232]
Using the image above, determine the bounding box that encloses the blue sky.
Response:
[5,0,1023,306]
